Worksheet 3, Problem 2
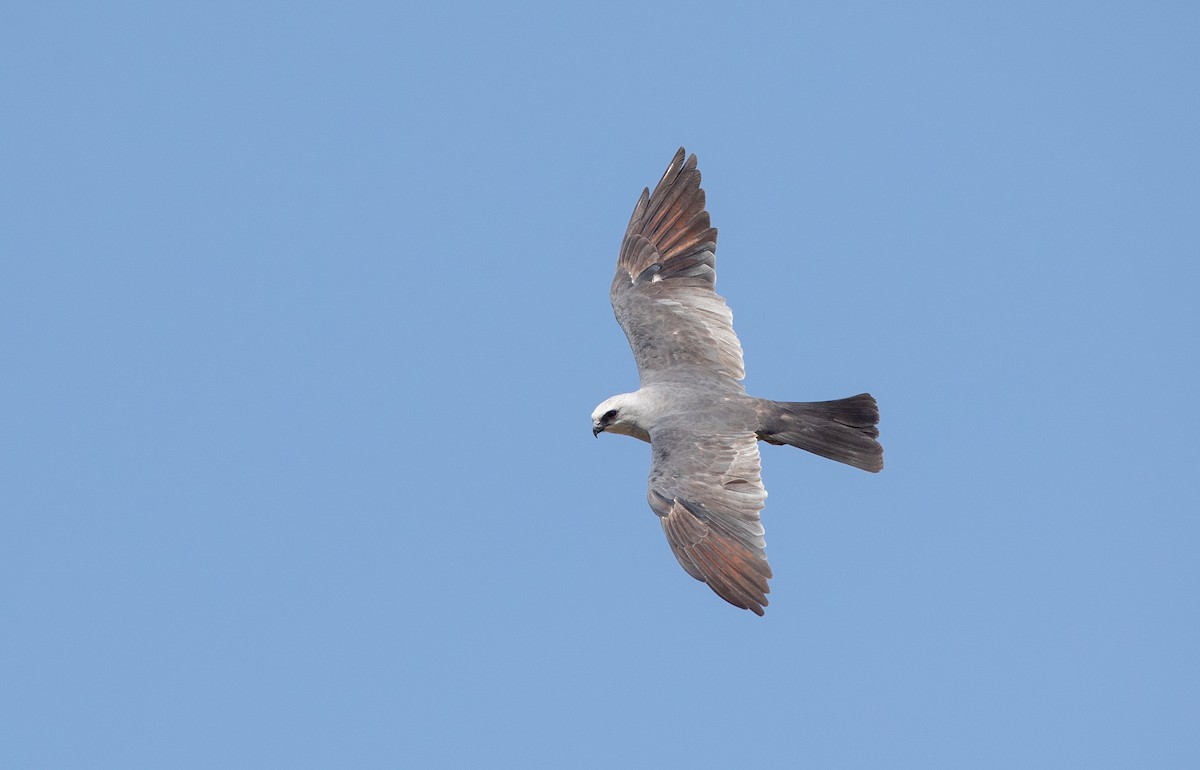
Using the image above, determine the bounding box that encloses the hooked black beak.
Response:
[592,424,603,437]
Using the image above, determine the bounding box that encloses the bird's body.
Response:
[592,148,882,615]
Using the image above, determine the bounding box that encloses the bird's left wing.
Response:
[610,148,745,386]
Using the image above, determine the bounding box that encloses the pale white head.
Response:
[591,392,652,443]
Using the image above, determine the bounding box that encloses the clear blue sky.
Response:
[4,2,1198,767]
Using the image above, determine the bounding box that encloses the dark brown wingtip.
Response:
[658,147,688,186]
[661,498,771,616]
[616,148,719,284]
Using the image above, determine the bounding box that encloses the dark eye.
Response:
[602,409,618,423]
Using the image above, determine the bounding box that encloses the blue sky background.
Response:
[4,2,1198,767]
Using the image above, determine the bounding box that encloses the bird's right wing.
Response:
[610,148,745,386]
[647,426,772,615]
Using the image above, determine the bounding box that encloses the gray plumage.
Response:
[592,148,882,615]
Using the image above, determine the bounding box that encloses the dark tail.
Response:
[755,394,883,472]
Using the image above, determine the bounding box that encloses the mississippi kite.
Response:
[592,148,883,615]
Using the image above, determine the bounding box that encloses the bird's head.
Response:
[591,393,651,442]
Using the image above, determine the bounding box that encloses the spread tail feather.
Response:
[755,394,883,472]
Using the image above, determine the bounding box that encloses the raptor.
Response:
[592,148,883,615]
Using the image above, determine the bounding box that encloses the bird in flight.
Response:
[592,148,883,615]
